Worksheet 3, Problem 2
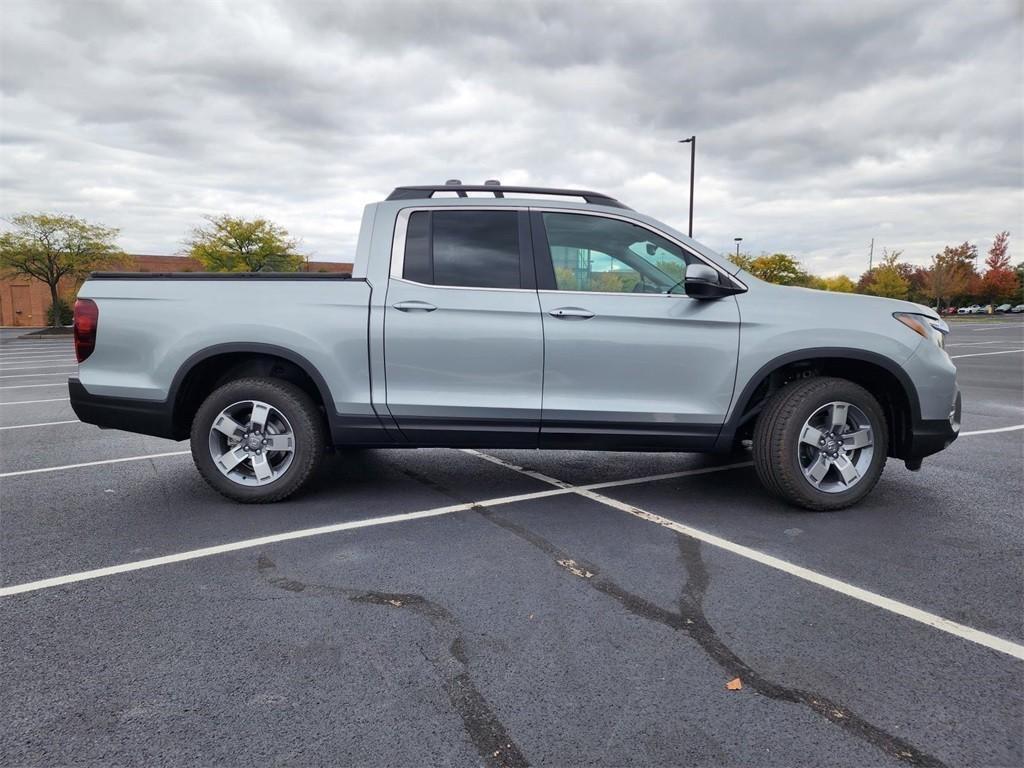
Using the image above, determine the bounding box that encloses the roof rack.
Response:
[385,183,630,209]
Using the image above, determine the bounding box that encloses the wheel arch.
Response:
[168,343,335,439]
[717,348,921,460]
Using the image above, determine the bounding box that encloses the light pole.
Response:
[678,136,695,237]
[734,237,743,258]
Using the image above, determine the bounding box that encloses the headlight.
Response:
[894,312,948,350]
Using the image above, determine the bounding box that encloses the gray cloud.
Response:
[1,0,1021,275]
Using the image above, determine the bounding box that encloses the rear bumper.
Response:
[69,378,179,440]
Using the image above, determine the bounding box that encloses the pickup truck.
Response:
[70,182,961,510]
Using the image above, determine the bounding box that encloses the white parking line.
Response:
[0,364,78,371]
[950,349,1024,360]
[0,361,77,367]
[0,350,76,357]
[0,463,751,597]
[0,383,68,390]
[0,397,70,406]
[0,419,80,431]
[959,424,1024,436]
[0,372,75,379]
[945,340,1021,348]
[463,450,1024,662]
[0,450,191,478]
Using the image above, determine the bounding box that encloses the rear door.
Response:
[532,209,741,449]
[383,207,543,446]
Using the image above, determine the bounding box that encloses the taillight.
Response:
[73,298,99,363]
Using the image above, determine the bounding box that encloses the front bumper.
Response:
[69,377,179,440]
[903,389,961,469]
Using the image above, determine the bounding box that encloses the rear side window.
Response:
[403,211,432,284]
[402,210,521,289]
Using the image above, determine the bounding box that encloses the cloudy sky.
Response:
[1,0,1021,276]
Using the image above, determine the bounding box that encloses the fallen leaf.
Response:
[726,677,743,691]
[557,558,594,579]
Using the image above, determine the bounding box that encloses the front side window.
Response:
[541,212,693,293]
[402,210,521,289]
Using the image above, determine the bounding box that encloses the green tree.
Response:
[185,215,303,272]
[0,213,124,326]
[810,274,856,292]
[738,252,810,286]
[865,249,909,299]
[729,252,755,272]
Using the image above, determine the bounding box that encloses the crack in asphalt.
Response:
[255,553,529,768]
[474,505,947,768]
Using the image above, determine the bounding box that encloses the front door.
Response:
[533,210,741,449]
[384,207,544,446]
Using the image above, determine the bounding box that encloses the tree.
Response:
[864,249,909,299]
[185,215,303,272]
[738,252,810,286]
[981,231,1019,304]
[925,249,972,309]
[0,213,124,326]
[730,252,755,272]
[810,274,856,292]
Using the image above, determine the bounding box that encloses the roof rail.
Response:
[385,184,630,209]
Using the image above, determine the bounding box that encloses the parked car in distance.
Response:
[69,181,962,511]
[1012,304,1024,313]
[941,307,959,316]
[995,304,1013,313]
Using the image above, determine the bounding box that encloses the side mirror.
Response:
[682,263,744,300]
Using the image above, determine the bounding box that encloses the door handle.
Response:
[393,300,437,312]
[548,307,595,319]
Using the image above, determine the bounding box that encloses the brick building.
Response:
[0,255,353,326]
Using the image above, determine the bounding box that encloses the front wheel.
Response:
[190,377,325,503]
[753,377,888,511]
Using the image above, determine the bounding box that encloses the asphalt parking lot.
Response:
[1,319,1022,767]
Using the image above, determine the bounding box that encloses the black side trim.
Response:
[88,272,357,280]
[69,378,178,440]
[540,420,719,451]
[391,415,540,448]
[714,347,924,453]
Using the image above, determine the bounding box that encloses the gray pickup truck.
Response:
[70,182,960,509]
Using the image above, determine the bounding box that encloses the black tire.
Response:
[752,377,888,511]
[190,377,325,503]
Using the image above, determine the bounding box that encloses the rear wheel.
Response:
[190,377,325,503]
[753,377,888,511]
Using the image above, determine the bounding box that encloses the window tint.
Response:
[431,211,521,288]
[403,211,432,284]
[403,211,521,288]
[542,212,692,293]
